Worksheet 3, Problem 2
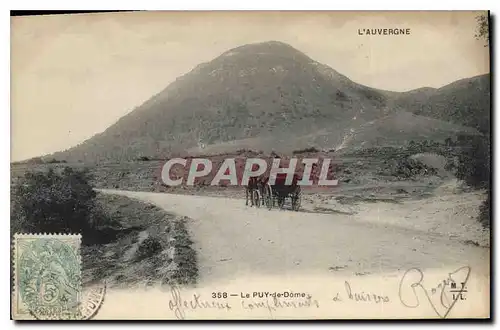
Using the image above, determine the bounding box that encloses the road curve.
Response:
[98,189,489,286]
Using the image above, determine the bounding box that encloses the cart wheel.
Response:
[253,190,261,208]
[278,196,285,209]
[292,189,302,211]
[265,184,273,210]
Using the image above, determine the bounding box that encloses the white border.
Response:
[3,1,497,329]
[3,1,497,11]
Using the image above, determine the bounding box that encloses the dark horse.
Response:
[245,176,265,207]
[245,172,302,209]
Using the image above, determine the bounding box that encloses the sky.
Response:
[11,11,490,161]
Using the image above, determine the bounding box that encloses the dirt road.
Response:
[99,189,489,286]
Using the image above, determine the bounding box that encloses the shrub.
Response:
[11,167,97,235]
[135,237,162,259]
[45,158,67,164]
[478,191,490,229]
[293,147,319,155]
[454,134,490,189]
[406,140,446,154]
[453,134,491,229]
[335,90,348,101]
[390,158,438,179]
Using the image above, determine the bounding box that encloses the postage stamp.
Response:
[12,234,82,320]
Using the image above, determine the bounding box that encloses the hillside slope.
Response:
[390,74,490,134]
[338,111,481,150]
[52,41,394,162]
[50,42,489,162]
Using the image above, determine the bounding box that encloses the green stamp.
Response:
[12,234,82,320]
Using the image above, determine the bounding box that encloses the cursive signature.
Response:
[344,281,390,303]
[241,295,320,318]
[398,266,471,318]
[168,285,232,320]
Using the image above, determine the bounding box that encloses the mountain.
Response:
[51,41,489,162]
[390,74,490,134]
[52,41,393,162]
[337,75,490,150]
[338,111,480,150]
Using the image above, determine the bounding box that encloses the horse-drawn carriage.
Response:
[246,173,302,211]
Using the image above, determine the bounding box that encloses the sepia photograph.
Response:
[10,10,490,320]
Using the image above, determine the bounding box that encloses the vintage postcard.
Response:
[10,11,490,320]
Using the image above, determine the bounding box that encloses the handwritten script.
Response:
[168,286,319,320]
[168,285,232,320]
[343,281,390,303]
[398,266,471,318]
[167,268,472,320]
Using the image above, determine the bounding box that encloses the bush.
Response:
[135,237,162,259]
[454,134,490,189]
[389,158,438,179]
[406,140,446,154]
[45,158,67,164]
[293,147,319,155]
[453,134,490,229]
[478,191,490,229]
[11,167,97,235]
